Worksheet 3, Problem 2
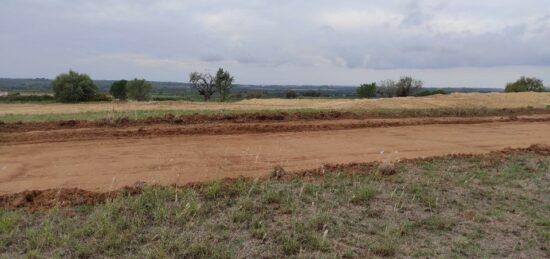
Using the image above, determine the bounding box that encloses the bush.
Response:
[246,91,264,99]
[51,70,99,103]
[92,93,113,102]
[505,76,545,92]
[127,79,152,101]
[0,93,55,103]
[415,89,448,97]
[301,91,322,97]
[285,90,298,99]
[357,83,377,98]
[109,80,128,100]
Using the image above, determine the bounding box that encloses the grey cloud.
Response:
[0,0,549,86]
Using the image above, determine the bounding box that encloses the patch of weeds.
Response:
[232,209,254,225]
[279,235,300,255]
[369,236,398,257]
[407,183,439,209]
[350,184,377,205]
[262,189,287,205]
[302,183,320,197]
[187,241,232,259]
[418,215,458,231]
[301,231,331,252]
[201,181,224,200]
[451,238,482,257]
[0,209,22,235]
[308,212,333,231]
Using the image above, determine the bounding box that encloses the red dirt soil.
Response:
[1,117,549,196]
[1,145,549,210]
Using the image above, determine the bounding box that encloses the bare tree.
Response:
[215,68,234,102]
[377,79,397,97]
[396,76,423,97]
[189,72,216,101]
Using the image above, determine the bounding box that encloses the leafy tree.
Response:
[214,68,234,102]
[51,70,99,103]
[189,72,216,101]
[357,83,377,98]
[396,76,423,97]
[127,79,152,101]
[505,76,545,92]
[109,80,128,100]
[285,90,298,99]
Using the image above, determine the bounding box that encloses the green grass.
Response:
[0,152,549,257]
[1,106,547,124]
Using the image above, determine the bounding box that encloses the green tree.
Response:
[357,83,377,98]
[189,72,216,101]
[396,76,423,97]
[127,79,152,101]
[505,76,544,92]
[51,70,99,103]
[109,80,128,100]
[214,68,234,102]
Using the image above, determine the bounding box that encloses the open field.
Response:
[1,147,549,257]
[1,93,550,257]
[1,92,549,118]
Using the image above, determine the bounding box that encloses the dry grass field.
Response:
[1,92,549,116]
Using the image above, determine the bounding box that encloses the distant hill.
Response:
[0,78,502,97]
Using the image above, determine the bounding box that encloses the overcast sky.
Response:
[1,0,549,87]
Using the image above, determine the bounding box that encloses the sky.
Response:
[1,0,549,88]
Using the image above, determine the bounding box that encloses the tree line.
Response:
[47,70,547,103]
[355,76,547,99]
[49,68,235,103]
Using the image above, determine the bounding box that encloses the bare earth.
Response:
[1,92,549,115]
[1,119,549,194]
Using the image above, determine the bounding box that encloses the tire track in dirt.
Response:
[2,115,550,144]
[1,120,549,195]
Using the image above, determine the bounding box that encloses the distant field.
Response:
[1,92,548,116]
[0,92,548,123]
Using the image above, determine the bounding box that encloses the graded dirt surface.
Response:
[1,118,549,194]
[1,92,549,116]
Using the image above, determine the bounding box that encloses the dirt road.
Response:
[1,119,549,194]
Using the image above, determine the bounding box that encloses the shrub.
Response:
[109,80,128,100]
[505,76,545,92]
[415,89,448,97]
[51,70,99,103]
[301,90,322,97]
[0,93,55,103]
[126,79,152,101]
[357,83,377,98]
[246,91,264,99]
[285,90,298,99]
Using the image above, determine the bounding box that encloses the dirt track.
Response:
[1,118,549,194]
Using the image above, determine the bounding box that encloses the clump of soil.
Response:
[271,165,286,179]
[378,161,398,175]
